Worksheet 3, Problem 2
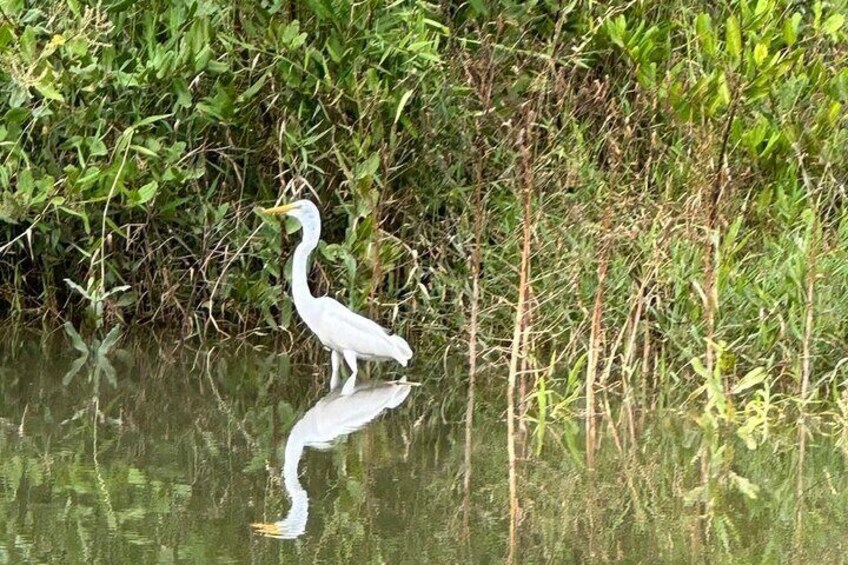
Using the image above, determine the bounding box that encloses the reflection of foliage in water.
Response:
[0,339,846,562]
[524,424,848,563]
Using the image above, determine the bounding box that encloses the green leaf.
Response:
[130,144,157,157]
[760,130,782,157]
[822,13,845,36]
[34,81,64,102]
[64,278,93,301]
[58,205,91,234]
[17,169,33,199]
[101,285,131,300]
[753,0,769,17]
[5,108,29,128]
[136,181,158,204]
[636,62,656,88]
[237,72,269,104]
[732,367,766,394]
[278,21,304,48]
[691,357,709,379]
[725,15,742,63]
[66,37,88,57]
[174,78,192,108]
[0,24,14,50]
[197,84,234,121]
[131,114,172,129]
[87,137,108,157]
[716,72,731,107]
[20,26,36,62]
[194,44,212,71]
[394,89,414,125]
[753,43,767,66]
[695,13,715,56]
[826,101,842,128]
[354,153,381,180]
[8,85,30,108]
[468,0,489,17]
[606,14,627,48]
[783,13,801,45]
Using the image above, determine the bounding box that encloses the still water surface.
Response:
[1,337,847,563]
[0,339,503,563]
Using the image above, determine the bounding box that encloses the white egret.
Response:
[251,379,413,539]
[263,200,412,395]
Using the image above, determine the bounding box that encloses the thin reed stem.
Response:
[506,106,535,563]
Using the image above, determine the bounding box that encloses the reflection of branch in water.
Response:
[203,350,259,450]
[252,378,413,539]
[92,396,117,533]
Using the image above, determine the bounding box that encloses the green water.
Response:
[1,337,847,563]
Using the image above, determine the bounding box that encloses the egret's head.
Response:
[262,199,321,235]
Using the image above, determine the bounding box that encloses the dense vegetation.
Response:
[2,0,848,560]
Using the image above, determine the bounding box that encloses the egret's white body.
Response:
[251,379,413,539]
[263,200,412,395]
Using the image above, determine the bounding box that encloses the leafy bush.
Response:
[0,0,846,408]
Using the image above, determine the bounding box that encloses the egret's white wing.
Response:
[294,380,413,446]
[313,296,402,359]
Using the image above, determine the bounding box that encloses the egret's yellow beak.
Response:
[262,203,297,216]
[251,522,283,538]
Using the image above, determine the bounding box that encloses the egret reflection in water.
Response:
[252,378,414,539]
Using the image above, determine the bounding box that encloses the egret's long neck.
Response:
[276,437,309,537]
[291,222,320,310]
[282,440,306,496]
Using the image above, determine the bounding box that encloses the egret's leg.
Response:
[329,351,341,391]
[341,351,358,396]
